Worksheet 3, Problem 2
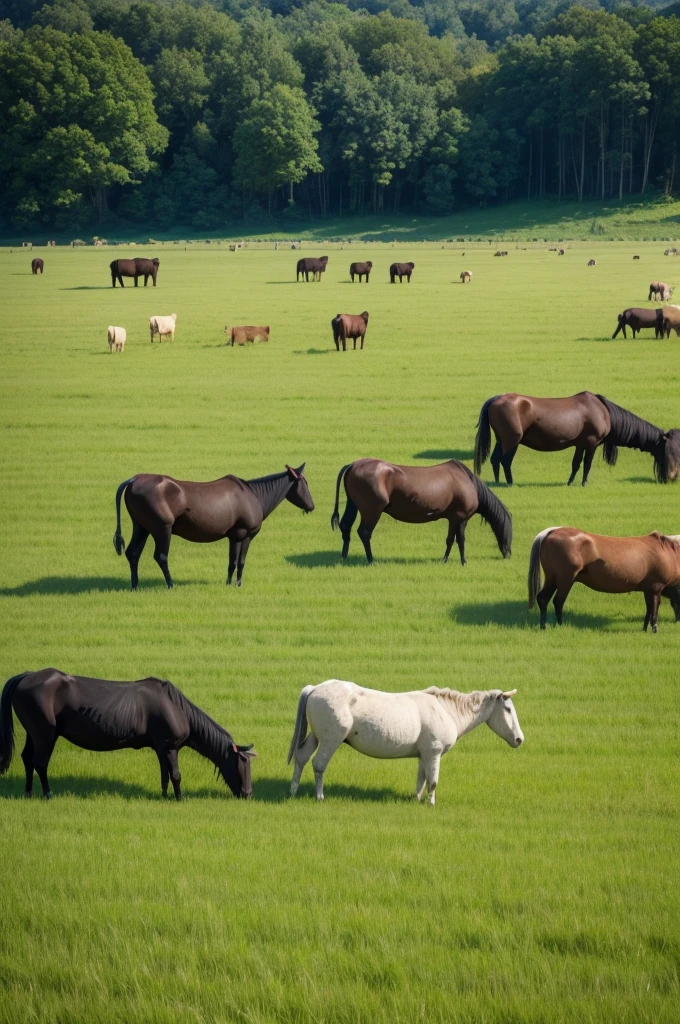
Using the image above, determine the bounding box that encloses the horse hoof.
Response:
[236,580,242,587]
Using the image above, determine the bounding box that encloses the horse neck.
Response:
[436,690,490,738]
[246,472,291,520]
[181,699,233,774]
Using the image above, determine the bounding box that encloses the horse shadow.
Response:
[413,449,474,461]
[0,775,151,800]
[622,476,656,484]
[60,287,112,291]
[292,348,332,356]
[253,778,411,803]
[450,599,610,630]
[575,337,616,343]
[286,550,434,569]
[0,576,196,597]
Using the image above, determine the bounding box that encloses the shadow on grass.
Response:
[60,286,112,291]
[254,778,410,803]
[292,347,333,356]
[450,599,610,630]
[0,576,204,597]
[413,449,474,461]
[622,476,656,484]
[575,337,616,343]
[286,550,435,569]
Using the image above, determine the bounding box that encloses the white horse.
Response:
[287,680,524,804]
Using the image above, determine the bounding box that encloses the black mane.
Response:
[596,395,666,478]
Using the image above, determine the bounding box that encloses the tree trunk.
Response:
[579,114,586,201]
[641,105,659,195]
[527,138,532,201]
[619,99,624,201]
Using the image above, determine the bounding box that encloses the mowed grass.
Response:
[1,242,679,1024]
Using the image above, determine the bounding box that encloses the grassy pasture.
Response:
[1,241,679,1024]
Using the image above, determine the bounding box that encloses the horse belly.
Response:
[345,705,420,759]
[172,512,231,543]
[384,489,445,523]
[56,709,144,751]
[522,424,578,451]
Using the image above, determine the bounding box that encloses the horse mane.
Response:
[596,395,665,477]
[653,533,680,551]
[424,687,487,714]
[456,460,512,557]
[163,680,236,774]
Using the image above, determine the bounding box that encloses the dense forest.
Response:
[0,0,678,230]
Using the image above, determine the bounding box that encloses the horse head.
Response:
[486,690,524,747]
[285,464,315,513]
[221,743,256,798]
[657,430,680,483]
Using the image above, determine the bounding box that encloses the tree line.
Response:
[0,0,678,230]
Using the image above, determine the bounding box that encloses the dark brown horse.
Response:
[331,312,369,351]
[474,392,680,486]
[296,256,328,282]
[110,257,159,287]
[390,262,414,283]
[350,261,372,282]
[528,527,680,632]
[31,258,44,274]
[612,308,663,339]
[331,459,511,564]
[113,464,314,588]
[0,669,255,800]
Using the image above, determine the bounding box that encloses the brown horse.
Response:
[528,527,680,632]
[474,392,680,486]
[390,262,414,283]
[31,258,44,274]
[612,308,664,339]
[350,261,372,282]
[110,258,159,287]
[113,464,314,589]
[331,312,369,351]
[331,459,511,564]
[0,669,255,800]
[297,256,328,282]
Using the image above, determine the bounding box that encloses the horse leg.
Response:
[290,732,318,796]
[236,535,254,587]
[443,520,456,563]
[500,447,518,485]
[152,525,174,589]
[536,577,557,629]
[415,759,427,801]
[33,733,57,799]
[339,499,359,560]
[167,749,182,801]
[126,522,149,591]
[643,590,662,633]
[156,750,170,797]
[311,737,345,801]
[423,752,442,806]
[21,735,35,797]
[227,538,241,585]
[456,521,467,566]
[490,441,502,484]
[357,513,382,564]
[581,446,596,486]
[567,448,584,486]
[553,583,572,626]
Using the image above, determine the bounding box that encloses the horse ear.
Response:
[237,743,254,752]
[286,464,300,480]
[501,689,517,699]
[296,462,306,475]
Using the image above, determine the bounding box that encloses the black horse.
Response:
[114,464,314,588]
[0,669,255,800]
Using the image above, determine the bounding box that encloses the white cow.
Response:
[149,313,177,343]
[107,326,126,353]
[288,680,523,804]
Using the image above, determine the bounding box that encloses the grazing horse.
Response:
[113,464,314,589]
[31,258,44,274]
[331,458,512,564]
[612,308,664,339]
[350,261,372,283]
[649,281,672,301]
[528,528,680,632]
[110,257,159,288]
[662,304,680,338]
[296,256,328,282]
[474,392,680,485]
[390,262,414,283]
[331,312,369,351]
[460,270,472,283]
[0,669,254,800]
[288,680,523,803]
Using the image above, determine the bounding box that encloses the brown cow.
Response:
[110,258,159,287]
[225,325,270,347]
[649,281,673,301]
[31,258,44,274]
[389,262,414,284]
[297,256,328,282]
[612,308,664,340]
[350,261,372,283]
[331,312,369,351]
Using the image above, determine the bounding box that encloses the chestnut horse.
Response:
[331,458,511,564]
[474,392,680,486]
[528,527,680,632]
[0,669,255,800]
[113,464,314,588]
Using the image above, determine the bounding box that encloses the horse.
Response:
[113,464,314,589]
[296,256,328,282]
[612,308,664,339]
[460,270,472,283]
[287,680,523,803]
[528,528,680,632]
[31,258,44,274]
[474,392,680,486]
[331,312,369,351]
[649,281,672,302]
[389,262,414,283]
[350,261,372,282]
[110,257,159,288]
[662,304,680,338]
[331,458,512,564]
[0,669,255,800]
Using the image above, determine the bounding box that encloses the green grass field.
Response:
[1,241,679,1023]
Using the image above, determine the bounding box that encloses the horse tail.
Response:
[113,477,136,555]
[473,475,512,558]
[0,673,28,774]
[474,396,500,474]
[612,314,624,339]
[287,685,315,764]
[595,395,619,466]
[331,464,353,530]
[528,528,560,608]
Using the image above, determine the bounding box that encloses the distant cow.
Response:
[297,256,328,282]
[633,255,640,260]
[460,270,472,284]
[390,262,414,284]
[649,281,673,301]
[494,251,508,257]
[588,259,597,266]
[331,312,369,351]
[107,326,126,353]
[612,307,663,340]
[110,257,159,288]
[350,261,372,283]
[149,314,177,343]
[31,258,44,274]
[225,325,270,346]
[558,249,565,255]
[662,305,680,338]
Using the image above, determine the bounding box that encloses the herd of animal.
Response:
[7,243,678,804]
